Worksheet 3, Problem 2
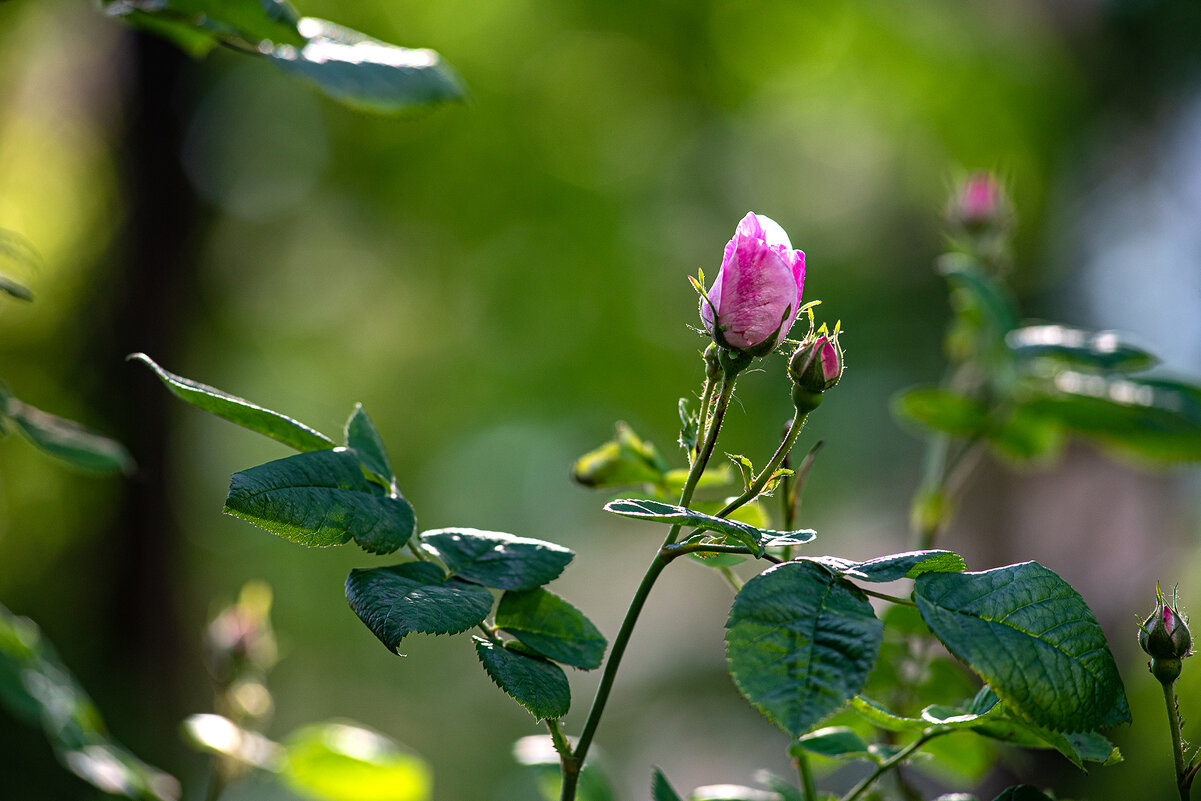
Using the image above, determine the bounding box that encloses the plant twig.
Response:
[841,730,948,801]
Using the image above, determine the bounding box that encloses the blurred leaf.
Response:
[101,0,304,47]
[0,227,41,300]
[652,767,685,801]
[751,772,805,801]
[688,786,782,801]
[513,735,614,801]
[131,353,334,452]
[0,273,33,301]
[937,253,1019,335]
[181,714,281,769]
[572,422,670,490]
[725,561,883,737]
[225,449,416,553]
[0,605,180,800]
[604,498,815,555]
[1023,372,1201,461]
[1007,325,1158,373]
[495,588,606,670]
[346,562,493,653]
[985,405,1064,462]
[473,638,569,720]
[893,386,988,436]
[914,562,1129,732]
[281,722,432,801]
[267,19,465,114]
[5,398,133,474]
[789,727,873,761]
[421,528,573,591]
[344,403,393,483]
[990,788,1054,801]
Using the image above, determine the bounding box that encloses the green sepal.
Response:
[345,562,493,652]
[725,560,883,736]
[495,588,606,670]
[130,353,334,452]
[421,528,574,591]
[914,562,1130,733]
[225,448,415,553]
[473,638,570,720]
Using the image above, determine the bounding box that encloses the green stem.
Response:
[841,730,947,801]
[715,410,809,520]
[693,375,717,463]
[666,376,736,546]
[795,750,818,801]
[406,540,428,562]
[1164,681,1190,800]
[662,542,755,557]
[858,586,917,607]
[718,566,743,592]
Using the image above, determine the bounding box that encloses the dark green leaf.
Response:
[280,721,433,801]
[970,688,1121,770]
[833,550,967,583]
[495,589,606,670]
[572,422,670,490]
[990,787,1054,801]
[346,562,492,652]
[474,638,570,720]
[6,398,133,474]
[893,386,988,436]
[605,498,815,555]
[789,727,872,760]
[421,528,574,590]
[1023,373,1201,462]
[0,605,179,800]
[985,405,1064,462]
[914,562,1129,732]
[131,353,334,452]
[344,403,393,481]
[225,449,415,553]
[1007,325,1158,373]
[267,19,465,114]
[725,561,883,736]
[652,768,684,801]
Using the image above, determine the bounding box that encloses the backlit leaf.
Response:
[346,562,493,652]
[474,638,570,720]
[495,588,606,670]
[422,528,573,591]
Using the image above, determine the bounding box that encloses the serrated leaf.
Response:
[6,398,133,474]
[0,605,180,800]
[605,498,815,556]
[421,529,573,591]
[345,403,393,482]
[652,767,684,801]
[827,550,967,583]
[1007,325,1158,373]
[346,562,492,652]
[495,589,606,670]
[789,727,872,760]
[970,689,1121,771]
[267,18,465,114]
[725,561,883,736]
[225,449,415,553]
[280,722,432,801]
[131,353,334,452]
[893,387,988,436]
[914,562,1129,732]
[474,638,569,720]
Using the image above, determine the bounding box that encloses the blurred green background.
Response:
[2,0,1200,798]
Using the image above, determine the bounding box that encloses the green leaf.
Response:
[345,403,393,482]
[182,714,281,769]
[804,551,966,583]
[421,528,574,591]
[5,398,133,474]
[572,422,670,490]
[0,227,41,300]
[225,449,416,553]
[495,588,606,670]
[725,561,883,736]
[267,18,465,114]
[0,605,180,800]
[846,693,1002,734]
[990,788,1054,801]
[605,498,815,555]
[1023,373,1201,462]
[474,638,570,720]
[789,727,872,760]
[130,353,334,452]
[0,273,33,301]
[281,722,432,801]
[652,767,685,801]
[969,688,1121,770]
[1007,325,1158,373]
[914,562,1130,732]
[103,0,304,46]
[346,562,493,652]
[678,398,699,455]
[513,735,614,801]
[893,386,988,436]
[937,253,1019,334]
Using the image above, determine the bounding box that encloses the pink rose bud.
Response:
[1140,584,1191,684]
[948,171,1009,231]
[787,330,844,412]
[700,212,805,355]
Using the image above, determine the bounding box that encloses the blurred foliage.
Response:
[0,0,1199,799]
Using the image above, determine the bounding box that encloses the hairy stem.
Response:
[1163,681,1190,800]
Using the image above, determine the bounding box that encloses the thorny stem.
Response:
[693,373,717,463]
[563,371,740,801]
[841,730,949,801]
[1163,681,1190,800]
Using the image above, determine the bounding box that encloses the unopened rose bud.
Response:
[700,212,806,356]
[947,171,1010,233]
[788,330,844,412]
[1140,584,1191,684]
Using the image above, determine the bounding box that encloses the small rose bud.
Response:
[700,212,806,356]
[1140,584,1191,684]
[788,330,844,412]
[947,171,1010,233]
